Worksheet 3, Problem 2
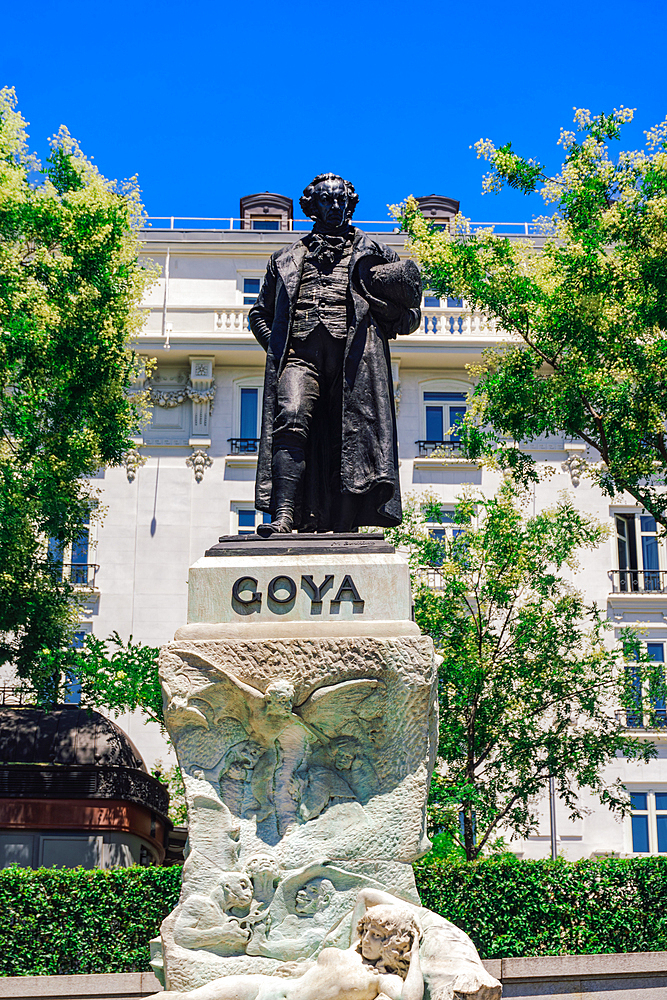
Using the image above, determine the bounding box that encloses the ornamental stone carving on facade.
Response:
[187,449,213,482]
[147,379,217,409]
[562,452,588,487]
[123,448,147,482]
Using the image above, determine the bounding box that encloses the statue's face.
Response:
[295,881,321,915]
[266,683,293,716]
[246,854,280,879]
[311,178,348,228]
[223,874,253,908]
[360,923,385,962]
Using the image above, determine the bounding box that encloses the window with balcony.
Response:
[417,391,467,457]
[630,791,667,853]
[612,513,664,592]
[228,383,263,454]
[422,294,464,333]
[416,506,465,580]
[47,520,97,589]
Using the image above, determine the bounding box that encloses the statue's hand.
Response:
[219,921,250,948]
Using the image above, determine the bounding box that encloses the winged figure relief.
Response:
[167,648,387,836]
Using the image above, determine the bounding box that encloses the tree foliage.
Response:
[395,108,667,525]
[0,87,157,696]
[390,485,660,861]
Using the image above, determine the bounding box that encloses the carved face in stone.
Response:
[244,853,281,881]
[331,739,359,771]
[360,924,385,962]
[294,878,334,915]
[265,680,295,717]
[311,177,348,230]
[221,873,253,911]
[223,740,264,779]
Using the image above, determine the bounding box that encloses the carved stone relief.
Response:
[155,631,500,1000]
[122,448,147,483]
[186,449,213,483]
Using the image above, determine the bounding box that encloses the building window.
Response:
[250,218,280,231]
[417,391,467,456]
[630,791,667,853]
[234,507,272,535]
[70,523,90,586]
[243,278,261,305]
[47,519,95,587]
[417,506,465,575]
[627,642,666,728]
[64,626,90,704]
[614,513,663,592]
[240,388,259,439]
[228,384,263,455]
[423,294,463,309]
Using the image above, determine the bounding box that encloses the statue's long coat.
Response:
[249,229,418,531]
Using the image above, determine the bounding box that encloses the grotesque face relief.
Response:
[265,680,294,717]
[294,878,332,915]
[245,853,281,881]
[222,873,254,910]
[311,178,348,230]
[223,740,264,779]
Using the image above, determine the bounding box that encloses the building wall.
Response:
[52,224,667,857]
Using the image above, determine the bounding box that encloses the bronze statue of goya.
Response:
[249,174,422,536]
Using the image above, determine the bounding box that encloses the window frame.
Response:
[418,379,471,445]
[232,376,264,443]
[628,787,667,854]
[230,502,272,536]
[613,510,664,592]
[237,270,265,307]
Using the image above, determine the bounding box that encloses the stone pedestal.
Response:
[156,534,501,1000]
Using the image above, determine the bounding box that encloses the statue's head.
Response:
[265,679,295,716]
[300,173,359,230]
[245,853,281,883]
[356,904,421,978]
[294,877,334,915]
[217,872,254,911]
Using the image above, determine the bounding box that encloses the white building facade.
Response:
[73,196,667,861]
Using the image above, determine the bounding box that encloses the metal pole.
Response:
[549,776,558,860]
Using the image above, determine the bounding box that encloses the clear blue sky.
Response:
[2,0,665,225]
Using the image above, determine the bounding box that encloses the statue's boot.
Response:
[257,444,304,536]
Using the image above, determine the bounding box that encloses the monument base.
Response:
[155,534,501,1000]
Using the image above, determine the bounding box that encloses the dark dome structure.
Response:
[0,706,146,769]
[0,707,172,869]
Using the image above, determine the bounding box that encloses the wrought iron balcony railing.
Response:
[416,440,464,458]
[609,569,667,594]
[228,438,260,455]
[616,709,667,730]
[61,563,99,588]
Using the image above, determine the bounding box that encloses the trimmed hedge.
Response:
[3,859,667,975]
[0,865,180,976]
[414,856,667,958]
